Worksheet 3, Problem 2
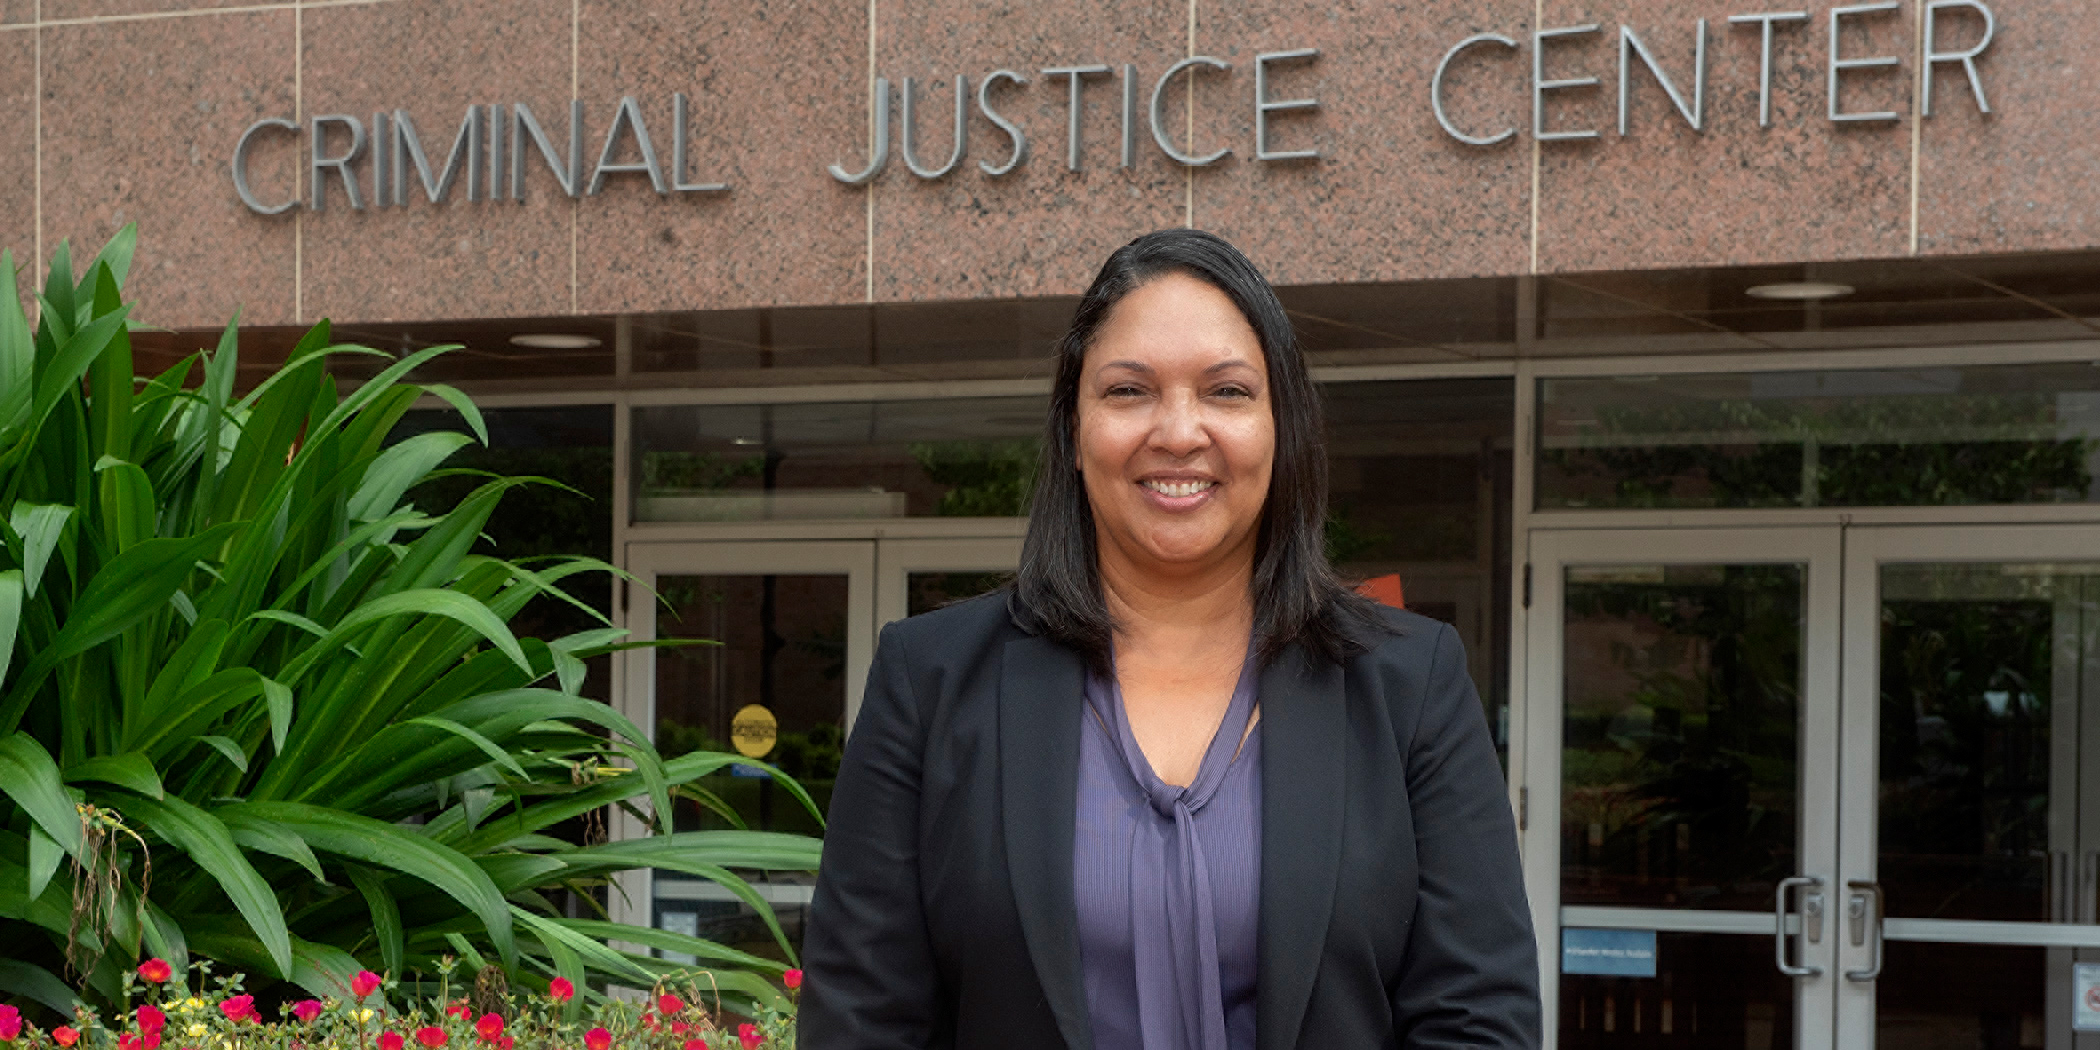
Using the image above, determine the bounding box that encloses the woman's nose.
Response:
[1150,392,1210,456]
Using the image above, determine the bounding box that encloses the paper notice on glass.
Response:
[2075,963,2100,1032]
[1561,928,1658,978]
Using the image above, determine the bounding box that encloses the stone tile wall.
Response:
[0,0,2086,328]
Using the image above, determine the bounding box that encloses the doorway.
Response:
[1526,524,2100,1050]
[619,534,1022,959]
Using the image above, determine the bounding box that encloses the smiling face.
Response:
[1076,271,1276,584]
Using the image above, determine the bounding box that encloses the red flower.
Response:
[352,971,383,999]
[639,1014,657,1031]
[292,1000,323,1024]
[219,997,260,1025]
[657,995,685,1016]
[782,969,802,990]
[378,1034,404,1050]
[0,1006,24,1042]
[119,1035,141,1050]
[474,1014,504,1043]
[547,978,573,1003]
[498,1039,513,1050]
[138,1005,168,1034]
[137,958,173,984]
[684,1041,706,1050]
[414,1028,446,1049]
[737,1023,761,1050]
[583,1028,611,1050]
[446,1003,471,1021]
[53,1028,79,1048]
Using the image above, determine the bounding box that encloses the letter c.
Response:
[233,118,300,215]
[1432,33,1519,146]
[1150,56,1232,166]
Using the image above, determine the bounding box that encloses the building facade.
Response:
[7,0,2100,1045]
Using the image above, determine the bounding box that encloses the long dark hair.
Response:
[1010,228,1388,672]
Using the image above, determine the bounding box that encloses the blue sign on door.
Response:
[1561,928,1658,977]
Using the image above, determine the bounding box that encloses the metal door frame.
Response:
[1524,525,1845,1050]
[1836,524,2100,1050]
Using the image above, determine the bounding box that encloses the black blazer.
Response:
[798,593,1539,1050]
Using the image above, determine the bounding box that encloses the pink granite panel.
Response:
[302,0,573,324]
[1192,0,1534,286]
[868,0,1186,302]
[574,0,867,314]
[1535,0,1911,274]
[41,11,297,327]
[43,0,252,19]
[1918,0,2100,255]
[0,31,33,265]
[0,3,30,25]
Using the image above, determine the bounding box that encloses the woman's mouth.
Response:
[1141,479,1217,498]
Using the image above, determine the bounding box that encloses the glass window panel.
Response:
[907,571,1010,617]
[1562,565,1803,910]
[632,398,1044,522]
[1323,379,1515,757]
[1559,932,1796,1050]
[1878,562,2100,923]
[1538,363,2100,509]
[1876,943,2049,1050]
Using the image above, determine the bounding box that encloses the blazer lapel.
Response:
[999,634,1093,1050]
[1256,644,1348,1050]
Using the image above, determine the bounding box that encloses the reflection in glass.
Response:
[1877,943,2046,1050]
[1538,363,2100,510]
[1878,563,2100,922]
[907,571,1009,617]
[1562,565,1802,910]
[1559,932,1795,1050]
[652,572,844,962]
[632,399,1043,522]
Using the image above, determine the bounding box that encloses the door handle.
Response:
[1775,875,1825,977]
[1846,880,1884,982]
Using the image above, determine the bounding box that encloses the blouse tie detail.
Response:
[1076,655,1262,1050]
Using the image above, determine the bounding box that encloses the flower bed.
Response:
[0,961,799,1050]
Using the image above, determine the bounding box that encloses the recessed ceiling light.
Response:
[1745,282,1856,302]
[508,333,603,350]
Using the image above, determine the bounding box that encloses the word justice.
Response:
[828,49,1322,184]
[1432,0,1997,146]
[232,95,728,215]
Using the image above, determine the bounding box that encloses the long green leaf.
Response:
[122,794,293,979]
[406,716,528,778]
[222,801,517,966]
[0,251,32,435]
[7,503,72,597]
[347,865,404,977]
[347,431,471,521]
[64,753,165,799]
[0,960,83,1015]
[0,569,19,692]
[282,589,531,685]
[0,733,81,856]
[219,811,327,883]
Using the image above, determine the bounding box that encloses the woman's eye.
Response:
[1213,385,1253,399]
[1105,384,1146,398]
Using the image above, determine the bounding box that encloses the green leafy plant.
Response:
[0,229,822,1016]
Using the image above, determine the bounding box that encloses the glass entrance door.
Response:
[1528,527,1844,1050]
[1837,525,2100,1050]
[620,536,1019,961]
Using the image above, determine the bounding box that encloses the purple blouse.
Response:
[1073,657,1262,1050]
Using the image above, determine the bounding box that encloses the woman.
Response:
[799,229,1538,1050]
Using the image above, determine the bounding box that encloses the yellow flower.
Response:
[355,1009,375,1023]
[186,1024,207,1039]
[184,998,205,1013]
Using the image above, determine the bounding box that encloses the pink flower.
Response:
[657,995,685,1016]
[352,970,383,999]
[474,1014,504,1043]
[0,1006,22,1042]
[498,1039,513,1050]
[378,1034,405,1050]
[219,997,259,1025]
[782,969,802,990]
[685,1041,706,1050]
[138,1005,168,1033]
[583,1029,611,1050]
[138,959,173,984]
[292,1000,323,1024]
[737,1023,761,1050]
[547,978,573,1003]
[415,1028,446,1049]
